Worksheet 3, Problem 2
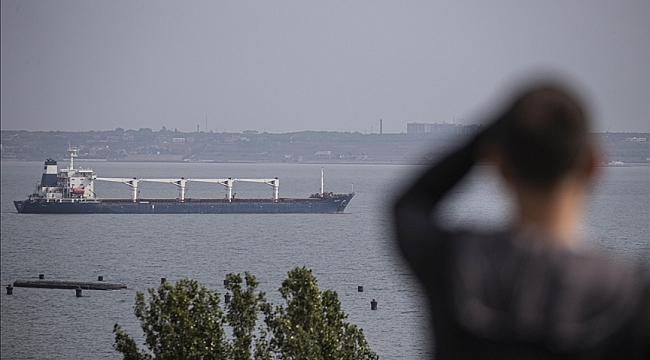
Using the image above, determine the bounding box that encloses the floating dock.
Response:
[13,279,126,290]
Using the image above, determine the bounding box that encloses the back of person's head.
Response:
[498,84,592,189]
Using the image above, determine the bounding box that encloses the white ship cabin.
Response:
[35,148,96,200]
[57,167,96,199]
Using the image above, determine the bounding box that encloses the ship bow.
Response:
[14,200,25,213]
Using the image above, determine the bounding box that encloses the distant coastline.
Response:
[2,130,648,165]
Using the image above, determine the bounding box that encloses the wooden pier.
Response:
[13,279,126,290]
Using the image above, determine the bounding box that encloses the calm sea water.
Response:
[1,160,648,359]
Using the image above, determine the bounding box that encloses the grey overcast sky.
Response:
[1,1,648,133]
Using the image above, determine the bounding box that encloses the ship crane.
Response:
[95,178,140,201]
[189,178,235,201]
[94,177,280,202]
[139,178,190,201]
[235,178,279,200]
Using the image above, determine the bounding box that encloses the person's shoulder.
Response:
[555,247,647,292]
[451,232,648,353]
[554,249,649,355]
[555,248,648,314]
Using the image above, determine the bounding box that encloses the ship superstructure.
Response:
[32,148,96,201]
[15,148,354,214]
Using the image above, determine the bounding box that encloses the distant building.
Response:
[172,138,186,143]
[456,124,484,135]
[407,122,430,134]
[156,134,173,143]
[625,137,647,142]
[407,122,479,134]
[314,151,331,158]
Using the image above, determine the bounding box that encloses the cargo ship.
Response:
[13,148,354,214]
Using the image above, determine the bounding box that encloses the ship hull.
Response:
[14,194,353,214]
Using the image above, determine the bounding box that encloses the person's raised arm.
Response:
[393,122,501,270]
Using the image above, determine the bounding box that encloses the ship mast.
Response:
[68,146,78,170]
[320,167,324,197]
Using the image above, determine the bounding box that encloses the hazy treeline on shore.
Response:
[1,129,648,164]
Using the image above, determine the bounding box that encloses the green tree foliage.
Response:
[223,272,267,360]
[114,268,378,360]
[262,267,378,360]
[114,279,228,360]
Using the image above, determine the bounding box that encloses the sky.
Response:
[1,1,648,134]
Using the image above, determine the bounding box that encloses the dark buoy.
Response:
[98,276,104,282]
[371,299,377,310]
[358,286,364,292]
[75,287,82,297]
[39,274,45,280]
[160,278,167,284]
[224,292,231,304]
[6,284,13,295]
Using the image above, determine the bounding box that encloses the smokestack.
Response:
[380,119,383,134]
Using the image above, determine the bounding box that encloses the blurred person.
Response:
[393,83,649,359]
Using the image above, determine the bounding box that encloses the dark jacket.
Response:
[393,137,649,359]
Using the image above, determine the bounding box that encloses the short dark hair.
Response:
[499,85,591,188]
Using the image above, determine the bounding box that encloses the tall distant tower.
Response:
[380,119,383,134]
